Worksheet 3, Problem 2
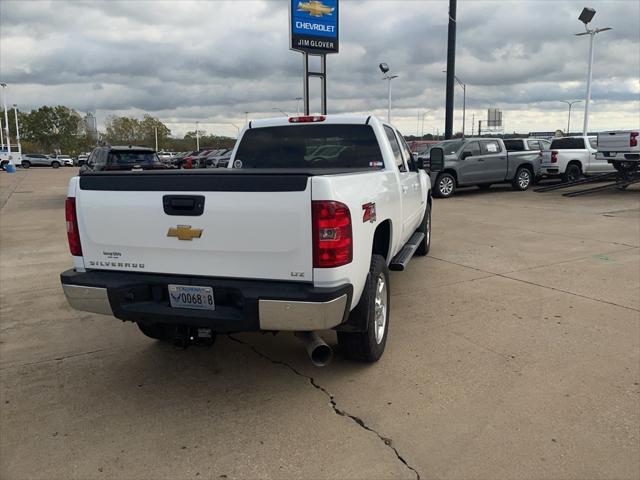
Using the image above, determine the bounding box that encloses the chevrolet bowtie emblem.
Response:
[167,225,203,241]
[298,0,334,17]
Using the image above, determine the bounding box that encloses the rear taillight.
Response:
[289,115,326,123]
[312,201,352,268]
[551,151,558,163]
[65,197,82,256]
[630,132,638,147]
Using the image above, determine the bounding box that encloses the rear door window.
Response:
[527,140,541,150]
[588,138,598,149]
[480,140,502,154]
[550,137,585,149]
[234,124,385,169]
[383,126,406,172]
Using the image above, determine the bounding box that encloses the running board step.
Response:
[389,232,424,271]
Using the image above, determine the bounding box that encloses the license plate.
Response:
[168,285,215,311]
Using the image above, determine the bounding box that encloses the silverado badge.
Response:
[167,225,203,241]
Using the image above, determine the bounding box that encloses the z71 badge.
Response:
[362,202,376,223]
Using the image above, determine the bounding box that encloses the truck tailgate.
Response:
[598,131,634,152]
[76,172,313,282]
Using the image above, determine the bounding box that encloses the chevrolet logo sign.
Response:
[298,0,334,17]
[167,225,203,241]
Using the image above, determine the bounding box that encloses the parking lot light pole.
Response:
[379,63,398,123]
[1,83,11,160]
[13,104,21,157]
[0,117,4,149]
[421,111,430,137]
[154,126,158,151]
[575,7,611,135]
[560,100,582,135]
[195,121,200,151]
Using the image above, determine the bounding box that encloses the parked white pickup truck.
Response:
[541,136,614,182]
[60,115,438,365]
[596,130,640,172]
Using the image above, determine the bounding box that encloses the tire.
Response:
[415,201,431,256]
[512,167,532,191]
[21,161,31,169]
[337,254,390,362]
[563,163,581,183]
[137,322,173,341]
[435,172,456,198]
[51,161,60,169]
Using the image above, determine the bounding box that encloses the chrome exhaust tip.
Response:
[295,331,333,367]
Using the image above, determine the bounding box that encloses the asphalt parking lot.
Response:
[1,168,639,480]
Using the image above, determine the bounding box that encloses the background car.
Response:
[80,146,166,172]
[21,154,63,168]
[55,155,74,167]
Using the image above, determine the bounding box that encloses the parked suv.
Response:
[80,146,165,172]
[21,154,61,169]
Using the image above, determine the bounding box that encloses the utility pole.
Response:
[444,0,457,139]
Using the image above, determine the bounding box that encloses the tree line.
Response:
[1,106,235,156]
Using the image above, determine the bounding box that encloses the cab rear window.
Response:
[551,138,585,149]
[234,125,384,169]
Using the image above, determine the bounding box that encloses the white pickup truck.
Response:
[541,135,614,182]
[596,130,640,173]
[60,115,437,365]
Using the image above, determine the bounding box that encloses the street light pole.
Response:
[0,83,11,161]
[575,8,611,136]
[13,105,21,157]
[383,74,399,123]
[560,100,582,134]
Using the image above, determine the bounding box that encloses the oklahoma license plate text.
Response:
[168,285,215,311]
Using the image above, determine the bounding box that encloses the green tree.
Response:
[18,105,86,153]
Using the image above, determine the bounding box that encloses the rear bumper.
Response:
[60,269,352,333]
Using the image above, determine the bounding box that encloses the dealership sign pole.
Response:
[290,0,339,115]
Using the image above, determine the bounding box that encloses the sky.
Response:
[1,0,639,139]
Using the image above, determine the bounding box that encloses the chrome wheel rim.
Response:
[374,274,387,344]
[439,177,453,196]
[518,170,530,189]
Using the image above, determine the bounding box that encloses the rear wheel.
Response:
[51,161,60,169]
[563,163,581,183]
[512,167,532,191]
[415,202,431,256]
[338,254,389,362]
[21,161,31,169]
[435,173,456,198]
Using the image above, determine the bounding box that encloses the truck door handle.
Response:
[163,195,205,216]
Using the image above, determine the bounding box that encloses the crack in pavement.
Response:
[228,335,421,480]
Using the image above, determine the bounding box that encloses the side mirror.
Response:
[429,147,445,172]
[461,151,472,160]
